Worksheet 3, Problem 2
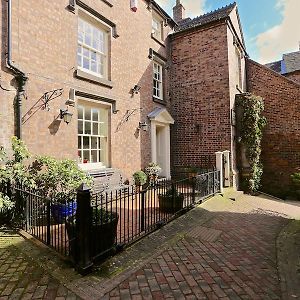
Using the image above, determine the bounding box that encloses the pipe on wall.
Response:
[7,0,27,139]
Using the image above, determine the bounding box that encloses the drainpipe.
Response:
[7,0,27,139]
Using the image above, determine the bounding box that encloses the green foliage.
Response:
[237,94,267,193]
[0,137,93,204]
[0,137,35,188]
[0,192,14,213]
[133,171,147,186]
[11,136,30,163]
[291,172,300,187]
[91,208,117,225]
[33,156,93,202]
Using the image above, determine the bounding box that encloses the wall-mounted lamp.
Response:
[60,109,73,124]
[138,121,148,132]
[131,85,141,95]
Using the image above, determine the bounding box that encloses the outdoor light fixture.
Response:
[138,121,148,132]
[60,109,73,124]
[132,85,141,95]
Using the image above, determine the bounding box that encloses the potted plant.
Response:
[66,207,119,258]
[145,162,161,183]
[133,171,147,187]
[158,186,184,213]
[33,156,93,223]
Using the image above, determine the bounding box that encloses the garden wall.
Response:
[247,59,300,197]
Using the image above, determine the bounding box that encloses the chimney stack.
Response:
[173,0,185,23]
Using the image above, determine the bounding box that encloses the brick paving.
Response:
[1,191,300,299]
[0,230,81,300]
[97,192,298,300]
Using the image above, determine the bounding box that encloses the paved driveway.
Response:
[101,193,297,299]
[1,191,300,299]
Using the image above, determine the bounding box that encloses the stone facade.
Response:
[0,0,173,179]
[247,59,300,196]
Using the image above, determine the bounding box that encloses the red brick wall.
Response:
[285,71,300,85]
[170,23,232,170]
[247,59,300,196]
[0,0,172,179]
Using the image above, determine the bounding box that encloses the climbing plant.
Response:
[236,94,267,193]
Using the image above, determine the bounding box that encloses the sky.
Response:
[157,0,300,64]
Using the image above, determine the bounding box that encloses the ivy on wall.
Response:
[236,94,267,193]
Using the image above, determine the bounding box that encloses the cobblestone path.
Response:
[0,230,80,300]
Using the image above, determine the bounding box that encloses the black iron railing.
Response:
[3,170,220,274]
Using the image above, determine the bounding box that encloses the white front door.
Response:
[151,121,171,179]
[148,108,174,179]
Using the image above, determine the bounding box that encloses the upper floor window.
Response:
[153,62,163,100]
[152,14,163,41]
[77,17,108,78]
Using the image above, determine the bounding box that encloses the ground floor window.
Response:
[78,101,109,167]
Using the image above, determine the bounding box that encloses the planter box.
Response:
[66,212,119,260]
[158,194,184,213]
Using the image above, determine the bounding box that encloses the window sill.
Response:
[153,97,166,105]
[79,163,107,172]
[76,69,114,88]
[151,34,165,47]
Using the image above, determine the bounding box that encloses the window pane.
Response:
[78,106,83,119]
[91,137,97,149]
[85,121,91,134]
[83,57,90,70]
[78,150,82,162]
[92,109,99,121]
[85,107,91,120]
[83,136,89,149]
[78,136,82,149]
[100,108,108,123]
[77,54,82,67]
[91,151,98,163]
[83,151,89,163]
[92,123,99,135]
[91,60,97,73]
[83,47,89,58]
[78,120,83,134]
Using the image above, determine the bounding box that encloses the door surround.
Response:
[148,108,174,179]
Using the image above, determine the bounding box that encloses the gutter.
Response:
[7,0,28,139]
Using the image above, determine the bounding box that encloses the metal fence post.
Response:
[192,177,196,203]
[75,183,93,275]
[46,199,51,245]
[140,190,146,232]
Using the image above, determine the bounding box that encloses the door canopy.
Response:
[148,107,175,124]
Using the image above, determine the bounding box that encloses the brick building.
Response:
[170,2,246,186]
[0,0,299,193]
[0,0,176,180]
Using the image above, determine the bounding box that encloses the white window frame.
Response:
[77,101,110,169]
[77,15,109,79]
[153,61,163,100]
[152,14,163,41]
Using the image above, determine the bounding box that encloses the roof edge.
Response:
[248,58,300,89]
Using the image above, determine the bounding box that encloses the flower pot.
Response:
[51,201,77,224]
[66,211,119,260]
[158,194,184,213]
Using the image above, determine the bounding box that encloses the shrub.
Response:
[133,171,147,186]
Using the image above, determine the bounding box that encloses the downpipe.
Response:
[7,0,27,139]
